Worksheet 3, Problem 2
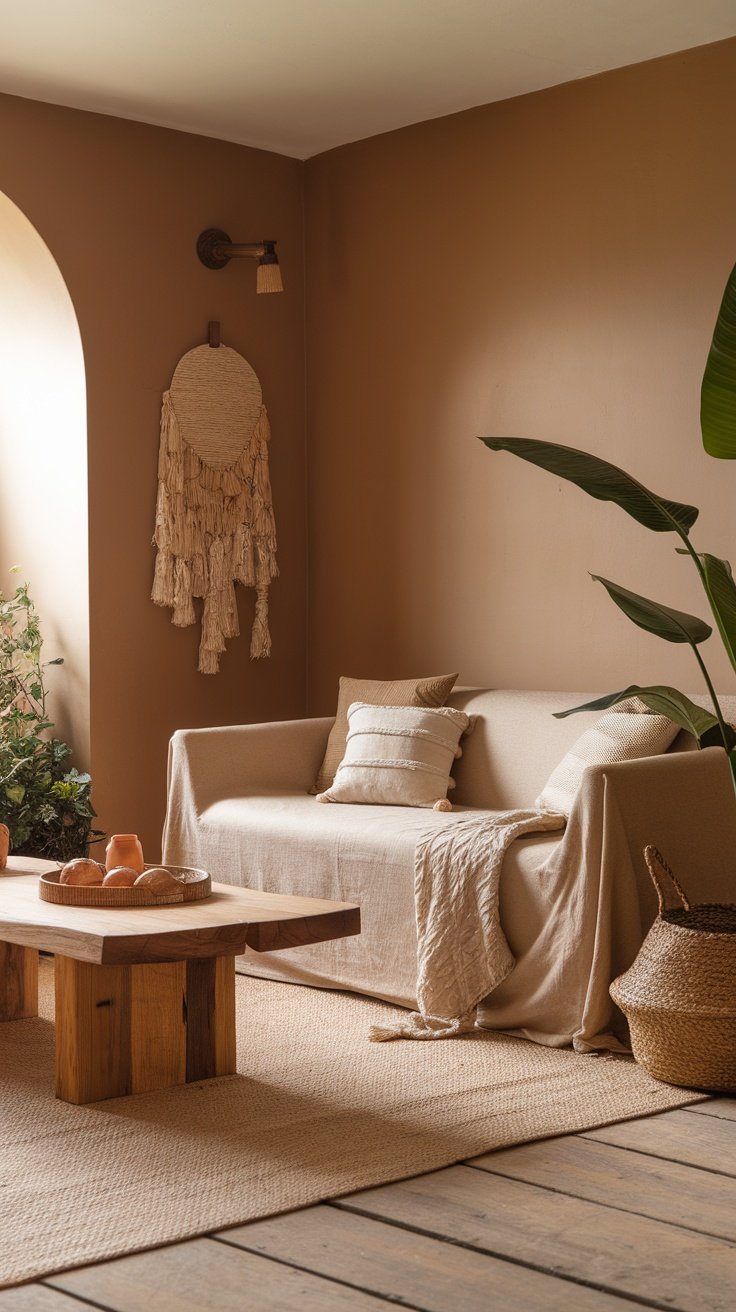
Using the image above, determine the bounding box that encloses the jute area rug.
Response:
[1,960,702,1288]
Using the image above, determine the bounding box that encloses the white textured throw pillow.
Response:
[316,702,471,811]
[535,710,680,817]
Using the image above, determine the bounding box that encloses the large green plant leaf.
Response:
[700,722,736,752]
[591,575,712,645]
[553,685,719,742]
[701,261,736,458]
[698,553,736,675]
[479,437,699,534]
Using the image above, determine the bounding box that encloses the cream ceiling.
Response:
[2,0,736,158]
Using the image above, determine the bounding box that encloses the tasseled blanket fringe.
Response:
[151,392,277,672]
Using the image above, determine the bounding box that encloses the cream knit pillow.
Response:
[313,671,458,794]
[535,710,680,817]
[316,702,470,810]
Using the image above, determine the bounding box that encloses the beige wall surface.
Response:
[304,38,736,717]
[0,94,306,854]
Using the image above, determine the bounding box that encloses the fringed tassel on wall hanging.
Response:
[151,342,278,672]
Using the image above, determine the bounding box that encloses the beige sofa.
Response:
[163,688,736,1051]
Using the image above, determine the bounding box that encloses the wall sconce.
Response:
[196,228,284,294]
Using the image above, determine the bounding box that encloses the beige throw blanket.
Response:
[370,809,566,1041]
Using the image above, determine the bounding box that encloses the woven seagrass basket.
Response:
[610,846,736,1092]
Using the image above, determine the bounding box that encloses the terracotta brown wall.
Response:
[0,94,306,854]
[304,38,736,715]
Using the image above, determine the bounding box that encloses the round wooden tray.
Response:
[38,864,211,908]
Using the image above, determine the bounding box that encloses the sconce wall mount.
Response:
[197,228,283,293]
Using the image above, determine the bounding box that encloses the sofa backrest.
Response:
[448,688,736,811]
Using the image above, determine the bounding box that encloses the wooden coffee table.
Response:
[0,859,360,1104]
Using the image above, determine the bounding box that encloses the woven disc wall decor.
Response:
[151,344,278,673]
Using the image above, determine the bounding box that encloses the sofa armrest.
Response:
[540,746,736,1050]
[162,717,333,863]
[566,746,736,908]
[172,717,333,797]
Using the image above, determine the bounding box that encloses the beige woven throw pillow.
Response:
[535,709,680,817]
[313,672,458,794]
[316,703,470,810]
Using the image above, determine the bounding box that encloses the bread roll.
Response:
[134,867,181,895]
[60,858,104,886]
[103,866,138,887]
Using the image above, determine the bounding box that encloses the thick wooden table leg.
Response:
[185,956,236,1082]
[54,954,236,1104]
[0,941,38,1021]
[55,956,187,1104]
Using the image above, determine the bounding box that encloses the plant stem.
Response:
[0,754,30,787]
[691,643,731,750]
[676,527,733,752]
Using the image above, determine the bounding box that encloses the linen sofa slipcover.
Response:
[163,689,736,1051]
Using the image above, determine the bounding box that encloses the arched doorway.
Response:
[0,190,89,766]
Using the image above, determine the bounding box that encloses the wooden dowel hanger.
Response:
[208,320,220,348]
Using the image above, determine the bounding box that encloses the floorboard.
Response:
[469,1131,736,1240]
[586,1107,736,1176]
[684,1098,736,1123]
[218,1203,633,1311]
[4,1102,734,1311]
[0,1290,89,1311]
[47,1237,393,1312]
[336,1162,736,1311]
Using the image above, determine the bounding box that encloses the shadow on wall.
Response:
[0,190,90,767]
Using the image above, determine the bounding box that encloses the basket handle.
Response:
[643,845,691,914]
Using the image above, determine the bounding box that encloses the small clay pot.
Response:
[105,834,145,874]
[0,823,9,871]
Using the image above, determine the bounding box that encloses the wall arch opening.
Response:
[0,190,89,766]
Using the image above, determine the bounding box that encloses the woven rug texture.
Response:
[0,960,702,1287]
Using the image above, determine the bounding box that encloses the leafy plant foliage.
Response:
[0,577,103,860]
[701,261,736,459]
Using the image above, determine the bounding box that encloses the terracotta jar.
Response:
[0,822,9,871]
[105,833,145,874]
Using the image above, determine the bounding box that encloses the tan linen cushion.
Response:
[313,672,458,793]
[317,702,470,810]
[534,710,680,817]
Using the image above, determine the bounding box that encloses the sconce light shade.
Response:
[197,229,284,293]
[256,242,283,294]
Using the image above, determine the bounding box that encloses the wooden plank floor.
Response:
[2,1101,734,1311]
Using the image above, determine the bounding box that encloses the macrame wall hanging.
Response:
[151,337,278,673]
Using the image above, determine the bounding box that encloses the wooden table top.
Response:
[0,861,360,965]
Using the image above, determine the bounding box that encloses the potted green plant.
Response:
[480,261,736,768]
[0,574,103,862]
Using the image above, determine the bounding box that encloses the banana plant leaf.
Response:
[479,437,698,534]
[552,685,720,743]
[591,575,712,645]
[700,722,736,751]
[699,553,736,676]
[701,261,736,458]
